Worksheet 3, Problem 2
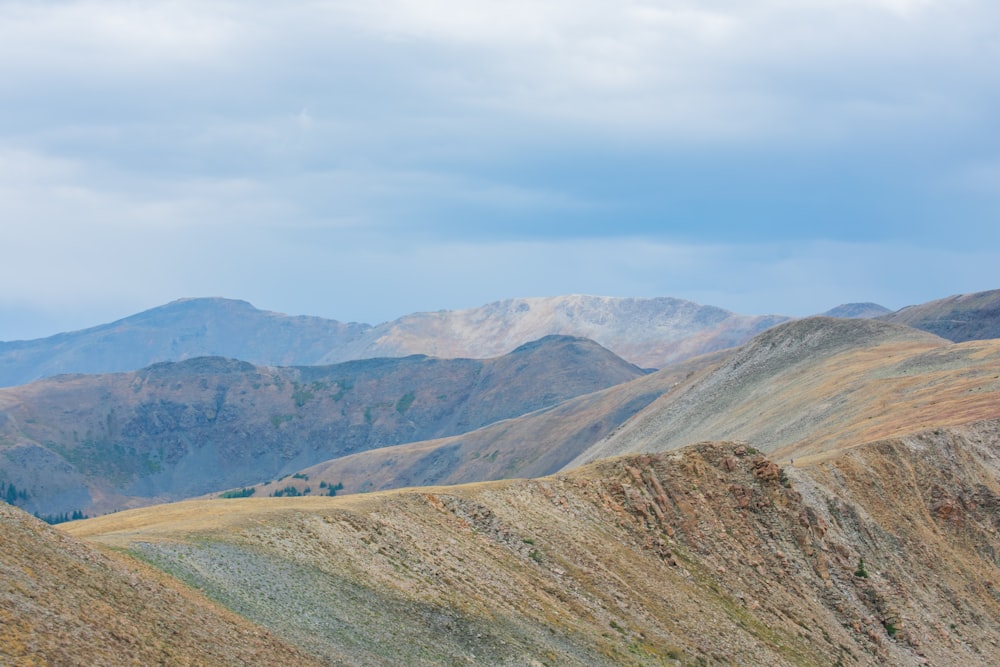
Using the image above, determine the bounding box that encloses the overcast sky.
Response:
[2,0,998,340]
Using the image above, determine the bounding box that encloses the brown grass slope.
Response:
[569,317,1000,467]
[881,288,1000,343]
[66,423,1000,666]
[0,335,641,516]
[0,501,323,667]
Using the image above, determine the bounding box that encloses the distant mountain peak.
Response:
[820,302,892,319]
[879,288,1000,342]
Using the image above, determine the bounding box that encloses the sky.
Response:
[2,0,999,340]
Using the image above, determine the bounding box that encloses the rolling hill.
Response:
[568,317,1000,468]
[0,336,644,517]
[4,308,999,665]
[231,312,1000,501]
[241,350,728,499]
[0,297,370,388]
[322,294,790,370]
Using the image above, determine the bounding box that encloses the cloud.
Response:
[1,1,998,338]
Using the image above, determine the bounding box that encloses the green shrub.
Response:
[218,487,256,499]
[396,391,416,414]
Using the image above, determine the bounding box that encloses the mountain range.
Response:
[4,289,998,390]
[0,294,791,387]
[2,287,1000,665]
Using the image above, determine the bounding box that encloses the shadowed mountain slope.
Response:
[66,424,1000,666]
[0,502,322,666]
[880,288,1000,342]
[568,317,1000,467]
[0,336,642,516]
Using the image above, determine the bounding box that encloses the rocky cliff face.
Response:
[65,422,1000,666]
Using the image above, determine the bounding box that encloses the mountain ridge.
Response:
[879,287,1000,342]
[568,316,1000,468]
[0,335,643,516]
[0,294,788,387]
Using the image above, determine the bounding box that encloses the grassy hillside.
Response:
[66,425,1000,666]
[0,501,323,666]
[569,317,1000,467]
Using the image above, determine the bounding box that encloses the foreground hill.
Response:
[0,336,642,516]
[0,502,322,666]
[0,295,788,386]
[569,317,1000,467]
[880,287,1000,342]
[66,426,1000,666]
